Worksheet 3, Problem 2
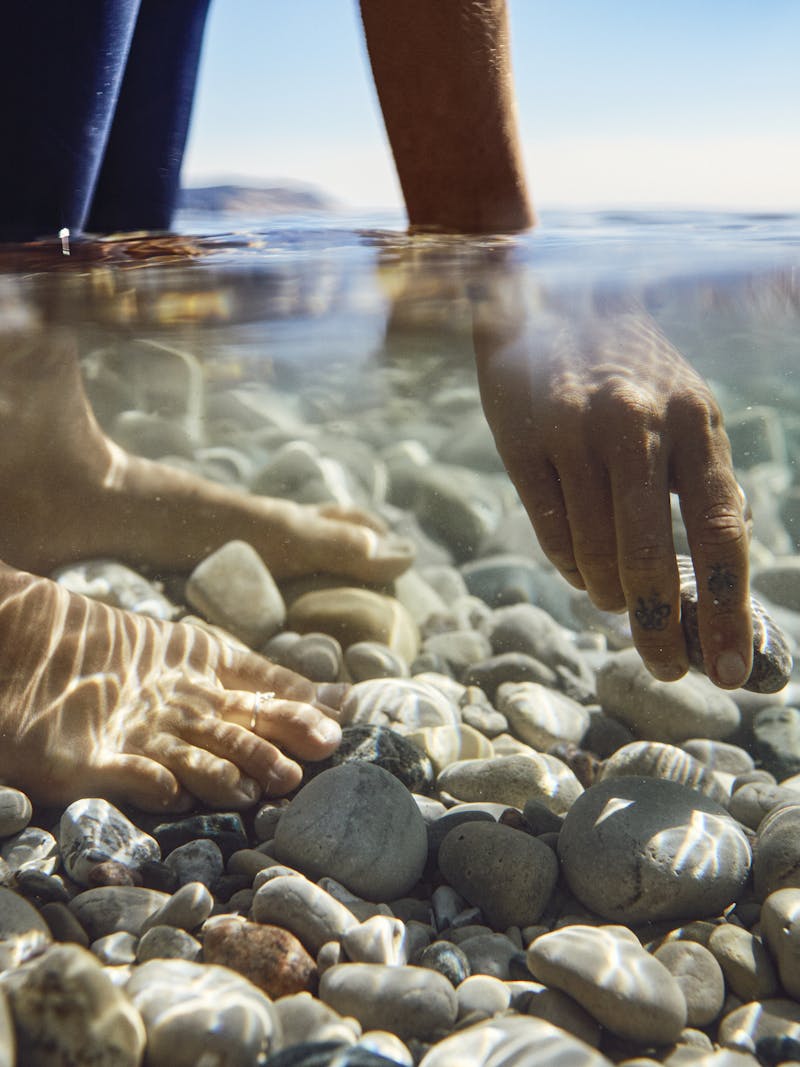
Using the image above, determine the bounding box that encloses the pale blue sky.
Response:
[183,1,800,211]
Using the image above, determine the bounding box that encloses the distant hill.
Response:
[178,184,337,215]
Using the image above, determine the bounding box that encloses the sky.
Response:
[182,1,800,213]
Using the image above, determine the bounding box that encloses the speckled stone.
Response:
[203,916,317,996]
[526,924,687,1044]
[69,886,170,940]
[304,723,434,794]
[288,587,419,662]
[151,812,248,862]
[416,941,471,986]
[3,943,145,1067]
[186,539,286,647]
[438,822,558,929]
[273,763,428,901]
[558,777,752,923]
[437,754,584,816]
[164,838,224,889]
[59,798,160,887]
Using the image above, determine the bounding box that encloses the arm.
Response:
[359,0,534,233]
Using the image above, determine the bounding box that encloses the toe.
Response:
[92,753,192,813]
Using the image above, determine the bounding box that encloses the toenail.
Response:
[715,650,748,688]
[313,718,341,745]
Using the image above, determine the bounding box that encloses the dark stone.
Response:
[462,652,557,700]
[39,902,90,947]
[508,951,532,981]
[303,724,435,795]
[547,743,602,789]
[427,809,495,866]
[15,869,70,905]
[265,1041,405,1066]
[212,873,253,902]
[138,860,179,894]
[88,860,141,887]
[151,813,248,862]
[755,1034,800,1067]
[521,800,564,837]
[415,940,471,986]
[751,705,800,782]
[461,554,541,606]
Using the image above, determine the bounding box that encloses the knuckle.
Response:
[694,503,749,549]
[668,387,722,431]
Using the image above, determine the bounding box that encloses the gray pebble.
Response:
[653,941,726,1027]
[136,925,202,963]
[416,941,470,986]
[69,886,170,940]
[345,640,410,681]
[39,901,90,947]
[707,923,780,1002]
[438,754,583,815]
[0,787,32,838]
[417,1014,613,1066]
[0,886,52,970]
[140,881,213,934]
[496,682,591,749]
[280,631,343,682]
[600,740,729,804]
[456,932,522,980]
[164,838,224,889]
[252,875,358,955]
[91,930,138,966]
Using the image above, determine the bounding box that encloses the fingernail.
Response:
[313,718,342,746]
[715,650,748,688]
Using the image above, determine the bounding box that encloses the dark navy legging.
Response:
[1,0,211,241]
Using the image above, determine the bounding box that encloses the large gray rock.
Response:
[558,776,751,923]
[273,763,427,901]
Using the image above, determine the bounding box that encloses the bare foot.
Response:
[0,326,413,581]
[0,562,344,812]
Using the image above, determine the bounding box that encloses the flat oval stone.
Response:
[345,641,410,682]
[273,763,427,901]
[136,925,202,963]
[707,923,780,1002]
[59,798,161,887]
[203,916,317,996]
[304,723,434,794]
[3,943,145,1067]
[417,1014,613,1067]
[127,958,280,1067]
[678,555,793,694]
[341,678,459,729]
[69,886,170,940]
[652,940,726,1027]
[288,587,419,662]
[252,875,358,955]
[438,822,558,930]
[320,962,457,1042]
[164,838,224,889]
[0,887,52,969]
[0,787,32,838]
[526,924,687,1044]
[496,682,591,750]
[558,776,751,923]
[437,754,583,816]
[599,741,729,804]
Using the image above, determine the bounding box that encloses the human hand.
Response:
[473,297,753,688]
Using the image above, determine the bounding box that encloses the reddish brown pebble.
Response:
[88,860,141,887]
[203,918,317,997]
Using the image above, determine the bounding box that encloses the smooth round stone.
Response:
[417,1014,613,1067]
[707,923,780,1002]
[752,802,800,899]
[464,653,559,699]
[407,462,503,562]
[427,809,496,866]
[751,705,800,781]
[91,930,138,965]
[489,603,592,682]
[164,838,224,889]
[461,554,551,607]
[203,916,317,996]
[345,641,410,682]
[152,812,248,861]
[59,798,160,887]
[88,859,139,887]
[416,941,471,986]
[437,754,584,816]
[264,1043,403,1067]
[456,974,511,1019]
[599,741,729,804]
[682,739,755,776]
[439,822,558,930]
[558,777,752,923]
[3,944,145,1066]
[136,925,202,963]
[252,875,358,955]
[273,763,427,902]
[288,588,419,662]
[0,826,59,876]
[0,787,32,838]
[342,916,409,966]
[140,881,213,934]
[52,558,177,619]
[496,682,591,750]
[186,539,286,647]
[511,982,601,1047]
[273,991,361,1048]
[320,963,457,1041]
[39,901,90,947]
[404,724,493,775]
[280,632,344,683]
[421,630,493,677]
[456,933,521,980]
[652,941,725,1027]
[341,678,459,729]
[728,780,799,831]
[461,703,509,738]
[596,649,740,743]
[717,998,800,1058]
[128,958,280,1067]
[0,887,52,969]
[304,724,434,795]
[14,869,70,905]
[69,886,170,940]
[760,888,800,999]
[526,924,687,1044]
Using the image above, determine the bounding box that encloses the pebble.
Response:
[341,678,459,729]
[416,941,471,986]
[0,826,59,876]
[0,787,32,838]
[437,753,584,815]
[136,925,202,962]
[341,916,409,966]
[421,630,493,676]
[152,812,248,861]
[90,930,138,965]
[39,901,90,947]
[490,602,592,682]
[752,801,800,899]
[456,973,511,1018]
[404,723,493,774]
[279,631,344,682]
[405,462,503,561]
[599,740,729,803]
[273,991,361,1048]
[596,649,741,743]
[140,880,213,933]
[186,539,286,647]
[456,932,522,980]
[3,943,146,1066]
[438,821,558,929]
[305,723,435,794]
[461,702,509,737]
[14,868,70,905]
[496,681,591,749]
[288,587,419,662]
[558,777,752,923]
[759,888,800,999]
[252,875,359,955]
[345,641,410,681]
[0,887,52,969]
[751,704,800,781]
[164,838,224,888]
[69,886,170,940]
[717,998,800,1058]
[127,958,280,1066]
[417,1014,613,1066]
[319,962,458,1041]
[526,924,687,1044]
[264,1043,405,1067]
[59,797,160,886]
[707,923,780,1002]
[681,738,755,776]
[203,915,317,995]
[52,558,177,619]
[514,982,602,1047]
[728,779,799,831]
[652,941,726,1027]
[273,763,428,901]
